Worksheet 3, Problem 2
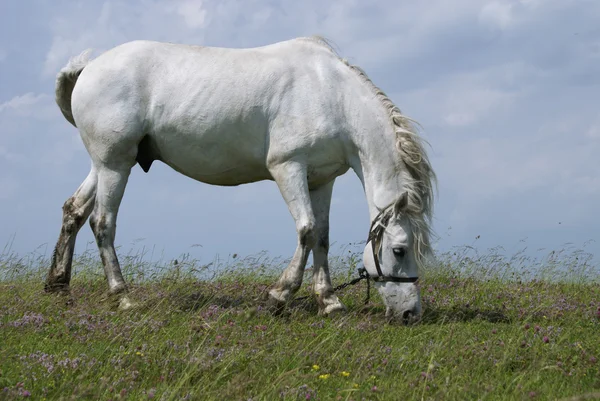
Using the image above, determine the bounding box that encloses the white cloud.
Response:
[0,92,47,112]
[44,36,89,78]
[478,0,573,32]
[0,146,22,163]
[400,62,535,128]
[479,2,515,30]
[0,175,18,200]
[443,113,476,127]
[42,0,210,77]
[249,7,272,28]
[442,86,517,127]
[175,0,207,29]
[586,122,600,139]
[0,93,54,119]
[433,112,600,227]
[0,91,84,175]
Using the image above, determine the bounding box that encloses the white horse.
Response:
[45,36,436,322]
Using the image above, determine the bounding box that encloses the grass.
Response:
[0,242,599,400]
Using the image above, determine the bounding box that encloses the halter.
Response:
[365,202,419,284]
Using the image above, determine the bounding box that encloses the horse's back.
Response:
[73,37,344,131]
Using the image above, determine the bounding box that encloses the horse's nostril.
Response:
[402,310,413,324]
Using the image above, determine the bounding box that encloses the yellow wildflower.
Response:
[312,364,320,371]
[341,371,350,377]
[353,383,359,388]
[319,374,330,380]
[136,351,144,356]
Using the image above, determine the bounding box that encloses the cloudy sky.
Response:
[1,0,598,265]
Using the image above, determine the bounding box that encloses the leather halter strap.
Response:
[366,203,419,284]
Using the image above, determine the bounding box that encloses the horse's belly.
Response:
[164,156,271,186]
[175,164,271,186]
[151,132,271,186]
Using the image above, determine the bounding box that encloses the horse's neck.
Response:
[348,114,406,222]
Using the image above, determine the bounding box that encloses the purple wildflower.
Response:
[10,313,46,328]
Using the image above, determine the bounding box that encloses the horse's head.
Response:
[363,191,426,324]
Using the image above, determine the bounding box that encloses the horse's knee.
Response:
[298,220,317,249]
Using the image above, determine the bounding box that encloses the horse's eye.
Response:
[392,247,406,258]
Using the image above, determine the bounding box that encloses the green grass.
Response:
[0,244,599,400]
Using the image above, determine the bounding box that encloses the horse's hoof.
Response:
[319,302,348,317]
[103,289,137,311]
[243,306,258,321]
[266,294,287,316]
[117,295,139,310]
[44,282,70,294]
[118,295,138,311]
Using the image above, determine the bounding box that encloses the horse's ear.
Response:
[393,191,409,217]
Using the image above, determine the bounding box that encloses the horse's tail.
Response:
[55,49,93,127]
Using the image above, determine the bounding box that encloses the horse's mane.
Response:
[302,35,437,264]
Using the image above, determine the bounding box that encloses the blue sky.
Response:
[1,0,599,265]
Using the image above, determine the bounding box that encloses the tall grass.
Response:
[0,240,598,400]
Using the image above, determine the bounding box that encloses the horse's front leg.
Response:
[266,160,316,312]
[309,180,347,315]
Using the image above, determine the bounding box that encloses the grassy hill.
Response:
[0,244,598,400]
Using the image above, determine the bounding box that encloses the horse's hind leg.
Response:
[45,168,97,292]
[89,163,135,309]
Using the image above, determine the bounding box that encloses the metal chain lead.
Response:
[293,267,372,305]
